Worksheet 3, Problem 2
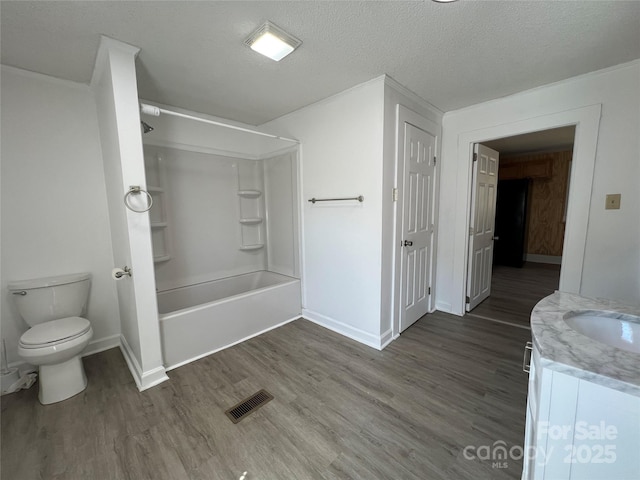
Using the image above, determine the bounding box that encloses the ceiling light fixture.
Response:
[432,0,458,3]
[244,21,302,62]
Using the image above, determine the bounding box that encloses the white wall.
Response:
[0,66,121,365]
[263,77,388,348]
[437,61,640,313]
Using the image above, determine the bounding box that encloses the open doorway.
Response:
[465,126,576,328]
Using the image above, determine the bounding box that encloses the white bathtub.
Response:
[158,271,301,369]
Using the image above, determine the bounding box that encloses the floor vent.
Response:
[225,389,274,424]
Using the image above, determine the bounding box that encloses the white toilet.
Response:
[8,272,93,405]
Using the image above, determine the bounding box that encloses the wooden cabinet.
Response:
[522,344,640,479]
[499,158,552,180]
[499,161,524,180]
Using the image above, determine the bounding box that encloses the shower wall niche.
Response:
[142,113,299,293]
[237,161,265,251]
[144,152,171,263]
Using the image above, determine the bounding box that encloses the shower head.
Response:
[141,121,154,134]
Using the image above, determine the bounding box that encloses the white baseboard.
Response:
[379,328,394,350]
[8,333,169,392]
[7,361,36,375]
[302,309,389,351]
[435,301,453,314]
[118,335,143,389]
[139,366,171,391]
[525,254,562,265]
[84,334,120,357]
[119,335,169,392]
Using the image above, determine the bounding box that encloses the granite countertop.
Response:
[531,291,640,396]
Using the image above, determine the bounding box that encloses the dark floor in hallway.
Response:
[467,262,561,328]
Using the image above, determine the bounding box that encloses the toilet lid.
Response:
[20,317,91,346]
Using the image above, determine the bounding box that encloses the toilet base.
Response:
[38,355,88,405]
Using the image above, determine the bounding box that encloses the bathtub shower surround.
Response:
[144,146,269,290]
[142,114,301,369]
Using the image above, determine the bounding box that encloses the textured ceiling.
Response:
[2,1,640,125]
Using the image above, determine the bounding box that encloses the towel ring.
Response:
[124,186,153,213]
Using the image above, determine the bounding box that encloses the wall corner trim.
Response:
[379,328,394,350]
[119,335,169,391]
[302,309,392,350]
[90,35,141,88]
[1,64,91,91]
[139,366,171,391]
[384,75,444,117]
[98,35,141,57]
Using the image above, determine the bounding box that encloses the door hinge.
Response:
[469,227,474,236]
[473,153,478,162]
[392,187,398,202]
[466,296,470,303]
[433,156,437,166]
[428,287,431,295]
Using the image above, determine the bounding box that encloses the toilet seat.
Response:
[19,317,91,349]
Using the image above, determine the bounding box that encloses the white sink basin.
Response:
[564,311,640,354]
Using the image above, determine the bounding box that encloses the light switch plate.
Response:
[605,193,621,210]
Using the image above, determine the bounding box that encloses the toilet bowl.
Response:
[8,273,93,405]
[18,317,93,404]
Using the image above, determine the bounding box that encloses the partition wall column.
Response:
[91,36,168,390]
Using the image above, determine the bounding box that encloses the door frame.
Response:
[459,105,601,315]
[392,104,442,337]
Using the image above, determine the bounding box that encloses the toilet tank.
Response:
[8,273,91,326]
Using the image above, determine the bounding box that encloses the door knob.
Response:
[403,240,413,247]
[492,236,500,241]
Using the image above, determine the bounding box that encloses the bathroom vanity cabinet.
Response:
[523,292,640,480]
[522,343,640,479]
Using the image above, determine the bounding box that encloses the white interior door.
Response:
[466,144,499,311]
[399,122,436,332]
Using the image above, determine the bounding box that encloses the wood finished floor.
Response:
[467,262,561,328]
[1,313,531,480]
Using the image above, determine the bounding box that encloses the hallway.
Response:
[466,262,561,328]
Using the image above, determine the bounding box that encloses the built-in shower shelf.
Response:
[147,186,164,193]
[239,218,263,225]
[154,255,171,263]
[237,190,262,198]
[239,244,264,251]
[151,222,168,229]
